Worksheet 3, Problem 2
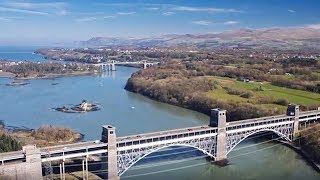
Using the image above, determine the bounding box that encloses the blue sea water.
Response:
[0,46,48,61]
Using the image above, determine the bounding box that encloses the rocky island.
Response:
[54,100,101,113]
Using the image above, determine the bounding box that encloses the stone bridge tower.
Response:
[209,108,227,161]
[287,104,300,138]
[102,125,119,180]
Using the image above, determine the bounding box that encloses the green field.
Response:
[207,76,320,110]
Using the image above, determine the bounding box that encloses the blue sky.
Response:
[0,0,320,45]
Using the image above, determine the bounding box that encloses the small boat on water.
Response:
[6,81,29,86]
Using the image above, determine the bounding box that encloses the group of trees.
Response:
[0,134,22,153]
[181,59,320,94]
[125,63,279,121]
[2,62,100,77]
[298,124,320,163]
[0,121,22,152]
[125,57,320,121]
[0,121,80,152]
[31,126,81,144]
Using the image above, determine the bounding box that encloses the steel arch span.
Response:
[117,136,217,176]
[226,125,293,155]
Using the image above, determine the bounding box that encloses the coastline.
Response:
[277,140,320,172]
[0,71,100,80]
[1,125,84,148]
[0,71,14,78]
[125,79,320,172]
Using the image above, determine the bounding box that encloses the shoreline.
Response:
[125,82,320,172]
[1,125,84,148]
[0,71,100,80]
[0,71,15,78]
[277,140,320,172]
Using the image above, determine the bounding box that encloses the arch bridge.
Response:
[98,60,159,71]
[0,104,319,179]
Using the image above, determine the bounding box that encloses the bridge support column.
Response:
[111,63,116,71]
[102,125,119,180]
[287,104,300,138]
[23,145,42,179]
[143,63,147,69]
[209,108,227,161]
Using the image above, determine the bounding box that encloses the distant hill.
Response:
[78,27,320,49]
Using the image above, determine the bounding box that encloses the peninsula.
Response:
[0,61,101,80]
[0,121,82,152]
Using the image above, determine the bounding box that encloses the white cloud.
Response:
[0,17,11,22]
[57,10,68,16]
[95,3,134,7]
[5,2,67,9]
[306,24,320,29]
[0,2,68,16]
[192,20,211,26]
[224,21,239,25]
[162,12,175,16]
[76,17,97,22]
[288,9,295,13]
[117,12,136,15]
[145,7,160,11]
[0,6,49,15]
[103,16,116,19]
[172,6,242,13]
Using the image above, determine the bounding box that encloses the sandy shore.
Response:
[0,71,15,78]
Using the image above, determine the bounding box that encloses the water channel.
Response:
[0,47,319,179]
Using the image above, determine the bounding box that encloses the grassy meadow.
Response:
[207,76,320,111]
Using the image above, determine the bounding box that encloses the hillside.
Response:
[79,27,320,50]
[125,59,320,121]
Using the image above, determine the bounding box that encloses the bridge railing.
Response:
[0,151,24,164]
[0,141,108,164]
[227,115,294,131]
[226,110,320,131]
[299,110,320,122]
[116,126,217,149]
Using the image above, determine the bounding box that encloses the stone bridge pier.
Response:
[101,61,116,72]
[287,104,300,137]
[0,145,42,180]
[102,125,119,180]
[209,108,227,161]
